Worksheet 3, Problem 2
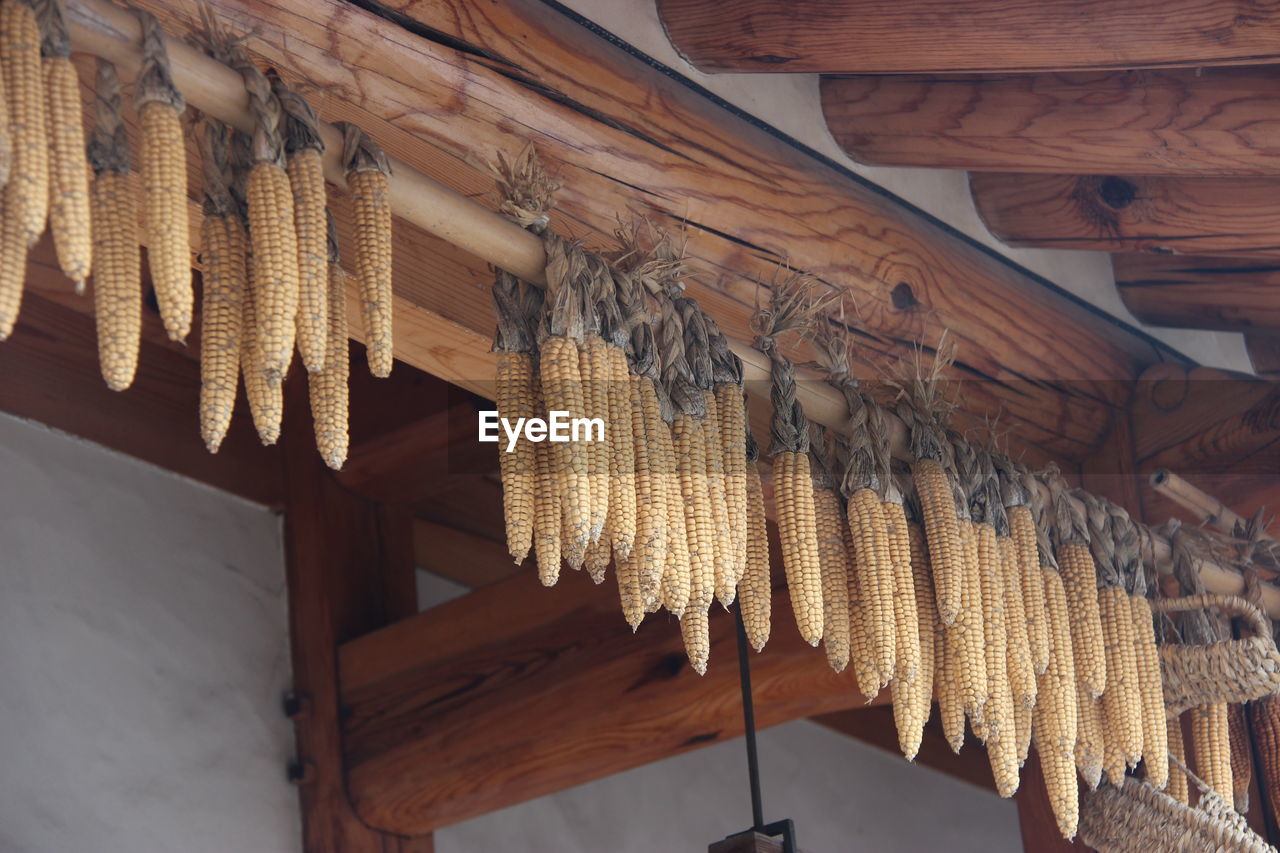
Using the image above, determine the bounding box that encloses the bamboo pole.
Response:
[1150,468,1253,539]
[64,0,1280,617]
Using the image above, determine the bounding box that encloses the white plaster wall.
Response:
[554,0,1252,373]
[433,717,1021,853]
[0,413,299,853]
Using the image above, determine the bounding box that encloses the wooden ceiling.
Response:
[658,0,1280,379]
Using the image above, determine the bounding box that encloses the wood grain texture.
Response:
[1115,254,1280,331]
[1247,333,1280,378]
[126,0,1162,462]
[339,566,888,836]
[972,173,1280,256]
[279,386,432,853]
[822,69,1280,176]
[657,0,1280,73]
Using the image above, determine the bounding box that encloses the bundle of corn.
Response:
[197,118,247,453]
[338,123,392,378]
[486,147,556,567]
[750,273,824,648]
[660,291,715,671]
[1023,465,1081,836]
[705,313,748,605]
[959,441,1018,797]
[739,428,771,652]
[0,0,45,338]
[134,9,190,343]
[808,424,850,674]
[1249,693,1280,822]
[269,71,328,374]
[85,58,139,391]
[307,213,350,470]
[612,224,682,620]
[810,317,884,700]
[36,0,89,290]
[1081,492,1143,786]
[1112,506,1169,791]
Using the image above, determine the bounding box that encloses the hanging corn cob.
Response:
[1034,558,1080,839]
[998,458,1050,676]
[949,437,989,726]
[599,262,637,565]
[0,0,9,191]
[1249,695,1280,819]
[197,118,247,452]
[134,10,190,343]
[308,213,350,470]
[0,0,42,338]
[895,502,937,761]
[37,0,89,289]
[86,59,139,390]
[579,291,610,546]
[1168,712,1190,805]
[751,273,823,647]
[338,122,392,378]
[1228,702,1252,813]
[706,312,748,600]
[1046,469,1107,700]
[871,393,919,694]
[270,72,328,374]
[1192,703,1233,802]
[809,425,850,673]
[739,428,771,652]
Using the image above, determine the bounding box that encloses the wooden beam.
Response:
[1248,334,1280,379]
[338,566,888,836]
[821,69,1280,176]
[118,0,1163,462]
[279,385,432,853]
[411,518,517,589]
[1115,255,1280,332]
[656,0,1280,74]
[972,174,1280,257]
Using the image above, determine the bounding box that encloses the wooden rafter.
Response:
[821,69,1280,176]
[76,0,1172,463]
[1114,255,1280,332]
[656,0,1280,74]
[971,174,1280,257]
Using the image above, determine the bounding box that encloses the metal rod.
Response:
[734,605,765,831]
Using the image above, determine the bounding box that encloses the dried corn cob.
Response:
[638,375,676,611]
[740,436,771,651]
[1010,505,1050,675]
[998,536,1036,713]
[1192,703,1233,803]
[716,381,748,591]
[339,123,393,378]
[1099,584,1142,781]
[848,488,895,684]
[308,233,349,470]
[846,511,880,702]
[893,521,936,761]
[579,334,610,543]
[239,259,282,444]
[1168,712,1190,805]
[1131,594,1168,790]
[1033,565,1079,839]
[606,344,637,561]
[814,484,850,672]
[915,457,963,625]
[1076,684,1105,790]
[199,210,248,453]
[1229,703,1252,813]
[1060,541,1107,699]
[531,377,562,587]
[662,477,693,617]
[615,542,643,628]
[885,499,920,686]
[134,11,190,343]
[495,348,538,562]
[938,633,966,753]
[271,72,328,374]
[2,0,45,246]
[704,390,735,606]
[542,334,591,562]
[956,518,988,722]
[675,410,715,613]
[0,3,9,190]
[86,59,138,388]
[39,0,89,288]
[584,535,609,585]
[680,604,710,676]
[777,451,824,646]
[976,521,1019,796]
[1249,696,1280,819]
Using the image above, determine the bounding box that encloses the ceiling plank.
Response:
[656,0,1280,74]
[972,174,1280,257]
[821,69,1280,176]
[1114,255,1280,332]
[338,565,889,836]
[123,0,1162,462]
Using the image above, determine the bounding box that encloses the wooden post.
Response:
[709,831,785,853]
[279,381,432,853]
